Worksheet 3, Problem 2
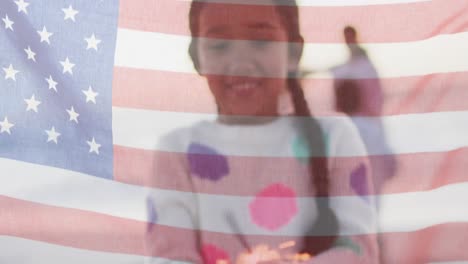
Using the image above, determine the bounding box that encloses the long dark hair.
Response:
[188,0,338,256]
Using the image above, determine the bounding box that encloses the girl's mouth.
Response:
[226,78,262,97]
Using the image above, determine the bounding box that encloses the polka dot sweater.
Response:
[146,116,379,263]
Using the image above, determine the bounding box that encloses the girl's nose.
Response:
[225,44,257,76]
[227,60,256,77]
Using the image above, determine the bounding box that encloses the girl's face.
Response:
[196,3,294,116]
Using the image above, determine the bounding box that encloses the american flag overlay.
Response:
[0,0,118,178]
[1,0,468,263]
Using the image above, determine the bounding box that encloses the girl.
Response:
[146,1,379,263]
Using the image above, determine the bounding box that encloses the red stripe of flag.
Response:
[112,67,468,116]
[113,145,468,196]
[2,195,467,262]
[118,0,468,43]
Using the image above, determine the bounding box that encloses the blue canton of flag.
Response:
[0,0,119,179]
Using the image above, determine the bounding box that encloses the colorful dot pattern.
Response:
[349,163,369,202]
[152,126,372,260]
[146,196,157,232]
[201,244,231,264]
[333,237,362,255]
[291,134,330,164]
[249,183,298,231]
[187,143,229,181]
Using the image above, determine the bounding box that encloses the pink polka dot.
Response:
[249,183,298,231]
[201,244,230,264]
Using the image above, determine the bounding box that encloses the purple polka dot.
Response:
[146,197,157,231]
[350,163,369,202]
[187,143,229,181]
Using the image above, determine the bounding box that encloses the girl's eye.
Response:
[251,40,269,49]
[207,41,229,51]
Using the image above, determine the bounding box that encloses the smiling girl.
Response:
[146,1,379,263]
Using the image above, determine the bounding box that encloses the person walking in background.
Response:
[332,26,396,202]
